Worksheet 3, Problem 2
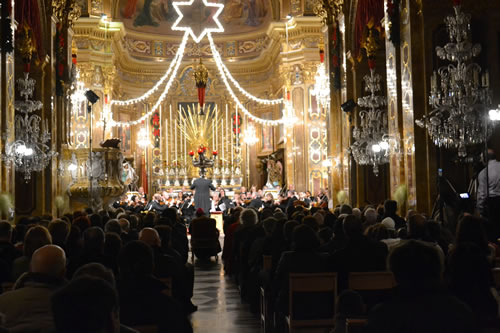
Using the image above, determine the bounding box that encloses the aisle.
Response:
[189,251,260,332]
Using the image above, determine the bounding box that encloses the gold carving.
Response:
[362,29,380,58]
[17,25,35,64]
[313,0,344,25]
[193,59,209,88]
[52,0,82,28]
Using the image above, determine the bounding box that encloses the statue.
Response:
[265,159,282,188]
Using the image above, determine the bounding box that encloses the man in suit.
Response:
[189,208,221,260]
[190,177,215,216]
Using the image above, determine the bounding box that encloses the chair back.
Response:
[262,255,272,271]
[287,273,337,331]
[158,277,172,297]
[345,318,368,333]
[348,272,396,290]
[348,272,396,311]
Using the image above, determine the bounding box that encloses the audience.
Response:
[52,277,120,333]
[11,226,52,281]
[367,240,476,333]
[0,188,498,333]
[0,245,66,332]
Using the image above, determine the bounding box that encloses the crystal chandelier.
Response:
[416,1,491,158]
[243,123,259,146]
[349,67,393,176]
[348,29,398,176]
[2,72,58,181]
[311,62,330,109]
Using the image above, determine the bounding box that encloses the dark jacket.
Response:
[366,283,476,333]
[118,275,192,333]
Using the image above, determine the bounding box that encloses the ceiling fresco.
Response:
[115,0,272,37]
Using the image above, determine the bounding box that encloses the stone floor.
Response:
[189,253,261,333]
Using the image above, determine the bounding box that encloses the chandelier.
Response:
[348,68,392,176]
[348,29,397,176]
[2,72,58,181]
[311,62,330,109]
[137,127,151,148]
[243,123,259,146]
[416,1,491,158]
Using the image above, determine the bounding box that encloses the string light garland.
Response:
[208,33,291,126]
[110,31,189,106]
[214,49,283,105]
[171,0,224,43]
[110,32,188,127]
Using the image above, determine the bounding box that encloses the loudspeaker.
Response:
[85,90,100,105]
[341,99,356,113]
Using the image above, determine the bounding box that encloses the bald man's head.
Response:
[31,245,66,278]
[138,228,161,247]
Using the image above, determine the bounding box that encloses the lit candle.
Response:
[175,118,177,165]
[226,104,229,167]
[212,120,215,152]
[184,117,187,166]
[231,108,233,168]
[222,108,224,162]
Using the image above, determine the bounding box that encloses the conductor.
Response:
[191,177,215,216]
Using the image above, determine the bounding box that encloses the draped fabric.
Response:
[354,0,385,60]
[15,0,43,61]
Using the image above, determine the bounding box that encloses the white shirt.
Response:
[477,160,500,212]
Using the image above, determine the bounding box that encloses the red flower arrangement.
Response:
[212,150,218,156]
[189,151,194,156]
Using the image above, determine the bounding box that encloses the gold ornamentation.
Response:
[193,59,209,88]
[17,25,35,64]
[52,0,81,28]
[313,0,344,25]
[363,29,379,58]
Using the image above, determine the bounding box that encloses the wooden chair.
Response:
[286,273,337,333]
[345,318,368,333]
[492,268,500,288]
[262,255,272,271]
[131,325,158,333]
[260,255,274,332]
[158,277,172,297]
[347,271,396,310]
[348,272,396,291]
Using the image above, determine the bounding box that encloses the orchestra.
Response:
[114,185,332,225]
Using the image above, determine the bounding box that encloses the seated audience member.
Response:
[117,241,192,332]
[0,245,66,333]
[139,228,197,313]
[51,277,120,333]
[382,200,406,230]
[104,232,122,276]
[67,227,111,278]
[406,214,444,260]
[189,208,221,260]
[104,219,122,235]
[329,215,388,286]
[332,290,366,333]
[0,221,21,285]
[446,242,499,329]
[12,226,52,281]
[366,240,476,333]
[161,208,189,263]
[72,263,140,333]
[273,224,328,315]
[362,208,378,231]
[453,215,495,263]
[47,220,70,250]
[222,207,243,275]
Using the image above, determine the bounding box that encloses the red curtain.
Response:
[354,0,385,60]
[15,0,43,61]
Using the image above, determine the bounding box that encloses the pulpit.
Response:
[62,147,126,211]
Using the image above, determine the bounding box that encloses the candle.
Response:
[222,108,224,162]
[175,118,177,165]
[212,120,215,152]
[226,104,229,167]
[231,108,233,168]
[184,117,187,166]
[165,118,168,165]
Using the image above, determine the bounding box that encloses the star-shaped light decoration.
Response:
[172,0,224,43]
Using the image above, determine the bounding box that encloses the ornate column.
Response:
[384,0,405,204]
[0,0,16,216]
[398,0,433,212]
